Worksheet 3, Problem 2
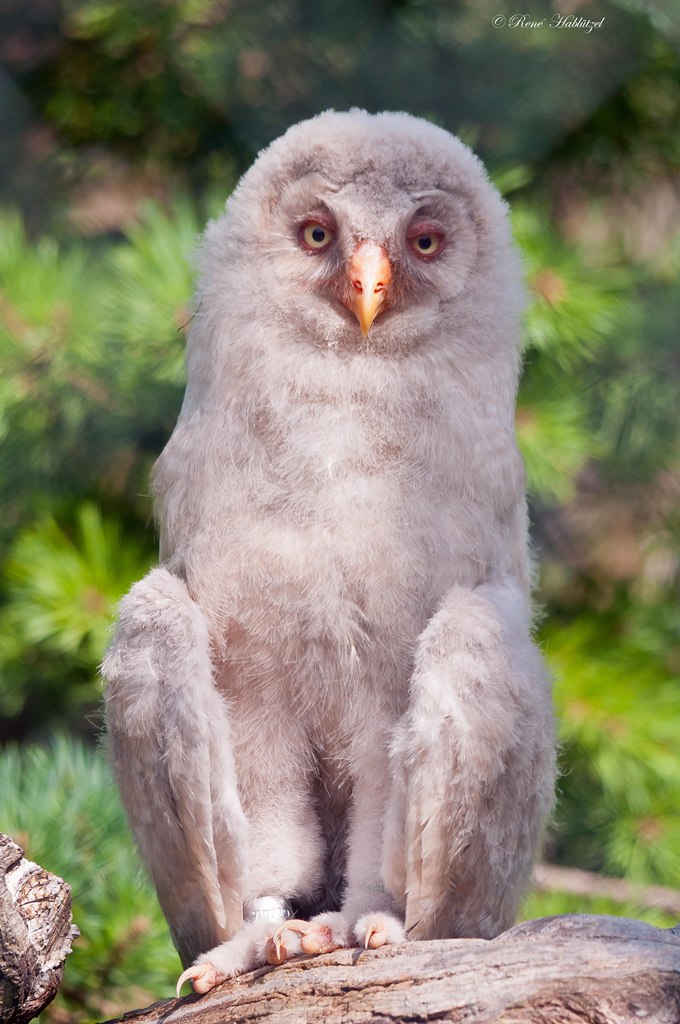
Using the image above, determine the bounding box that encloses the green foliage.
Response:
[0,197,213,540]
[39,1,232,162]
[104,195,216,421]
[0,503,153,729]
[520,887,676,931]
[0,738,178,1023]
[3,0,668,201]
[108,199,200,370]
[3,503,149,662]
[514,206,628,370]
[0,199,211,736]
[512,206,629,502]
[1,4,680,1017]
[591,278,680,481]
[547,611,680,886]
[516,389,601,504]
[0,211,108,538]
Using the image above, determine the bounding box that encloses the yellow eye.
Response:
[300,222,334,251]
[410,232,444,257]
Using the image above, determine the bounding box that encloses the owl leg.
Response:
[179,755,407,994]
[337,743,407,950]
[383,577,556,940]
[103,567,247,966]
[260,742,408,963]
[174,709,328,992]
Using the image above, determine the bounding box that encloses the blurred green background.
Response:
[1,0,680,1020]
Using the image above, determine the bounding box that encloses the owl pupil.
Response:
[312,228,326,243]
[418,236,432,250]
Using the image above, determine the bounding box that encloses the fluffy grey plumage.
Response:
[103,109,556,993]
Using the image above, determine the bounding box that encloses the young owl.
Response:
[102,109,555,995]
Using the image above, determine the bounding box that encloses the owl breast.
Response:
[154,334,526,746]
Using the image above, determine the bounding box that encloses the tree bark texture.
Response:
[0,834,78,1024]
[101,913,680,1024]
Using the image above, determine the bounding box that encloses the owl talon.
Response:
[271,918,310,958]
[354,912,406,951]
[176,961,222,997]
[265,935,288,965]
[364,924,387,949]
[270,918,342,958]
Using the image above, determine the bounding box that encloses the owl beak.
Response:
[346,242,392,337]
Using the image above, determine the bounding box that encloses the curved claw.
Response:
[176,962,220,997]
[176,966,199,998]
[364,924,387,949]
[270,918,342,958]
[271,918,312,961]
[265,934,288,966]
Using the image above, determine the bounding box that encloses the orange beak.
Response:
[345,242,392,337]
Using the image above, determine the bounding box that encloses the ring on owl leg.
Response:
[245,897,294,964]
[244,896,294,924]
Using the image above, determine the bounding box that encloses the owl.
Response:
[102,109,555,995]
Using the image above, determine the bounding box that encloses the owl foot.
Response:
[175,911,406,997]
[175,917,302,996]
[354,911,406,949]
[176,961,224,996]
[267,912,349,965]
[266,910,405,964]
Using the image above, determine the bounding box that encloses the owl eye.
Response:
[299,222,335,251]
[409,230,445,259]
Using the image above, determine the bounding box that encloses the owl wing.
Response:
[384,580,554,941]
[103,567,247,965]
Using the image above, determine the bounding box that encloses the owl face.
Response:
[206,110,514,356]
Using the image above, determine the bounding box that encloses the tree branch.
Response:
[535,862,680,917]
[0,834,78,1024]
[101,914,680,1024]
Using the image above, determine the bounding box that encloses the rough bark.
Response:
[0,834,78,1024]
[101,913,680,1024]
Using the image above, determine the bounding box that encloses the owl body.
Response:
[153,316,526,749]
[104,110,555,982]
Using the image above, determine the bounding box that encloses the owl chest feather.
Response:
[156,349,523,730]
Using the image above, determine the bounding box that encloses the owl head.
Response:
[191,109,523,363]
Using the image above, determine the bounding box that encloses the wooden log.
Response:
[100,913,680,1024]
[0,834,78,1024]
